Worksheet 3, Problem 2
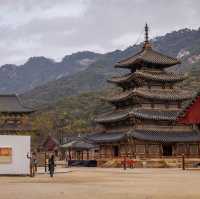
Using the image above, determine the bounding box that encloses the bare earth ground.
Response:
[1,168,200,199]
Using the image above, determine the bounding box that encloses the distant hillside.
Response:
[0,51,102,94]
[22,27,200,107]
[30,90,113,142]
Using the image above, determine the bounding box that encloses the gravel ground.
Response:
[1,167,200,199]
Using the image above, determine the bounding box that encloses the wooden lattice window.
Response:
[136,145,145,154]
[148,145,160,154]
[189,144,199,154]
[177,144,186,154]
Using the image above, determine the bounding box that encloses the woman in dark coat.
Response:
[48,155,55,177]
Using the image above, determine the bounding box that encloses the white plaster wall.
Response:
[0,135,30,175]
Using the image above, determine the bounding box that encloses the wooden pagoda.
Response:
[91,24,200,159]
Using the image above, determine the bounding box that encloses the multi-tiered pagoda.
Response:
[90,24,200,159]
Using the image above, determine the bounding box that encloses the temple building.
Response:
[0,94,34,134]
[90,24,200,159]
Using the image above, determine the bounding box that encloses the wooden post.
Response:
[131,138,135,158]
[182,154,185,170]
[44,152,47,173]
[69,149,71,160]
[87,150,89,160]
[123,156,127,170]
[81,151,84,160]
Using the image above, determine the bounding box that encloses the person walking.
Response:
[48,155,55,177]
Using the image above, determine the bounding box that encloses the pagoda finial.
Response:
[145,23,149,43]
[143,23,151,49]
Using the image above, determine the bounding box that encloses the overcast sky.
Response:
[0,0,199,65]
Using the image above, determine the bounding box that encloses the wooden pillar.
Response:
[198,143,200,158]
[118,143,121,158]
[159,144,162,158]
[124,143,128,158]
[186,144,190,157]
[110,144,113,159]
[81,151,84,160]
[87,150,89,160]
[99,145,102,159]
[160,144,163,157]
[182,154,185,170]
[69,149,72,160]
[145,144,148,158]
[78,151,80,160]
[128,137,134,158]
[132,138,136,158]
[173,144,177,157]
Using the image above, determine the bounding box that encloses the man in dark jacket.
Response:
[48,155,55,177]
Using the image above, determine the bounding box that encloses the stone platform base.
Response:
[98,158,200,168]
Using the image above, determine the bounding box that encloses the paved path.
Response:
[1,167,200,199]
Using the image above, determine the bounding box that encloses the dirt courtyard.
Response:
[1,167,200,199]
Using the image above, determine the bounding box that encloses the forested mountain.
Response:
[22,27,200,107]
[20,27,200,139]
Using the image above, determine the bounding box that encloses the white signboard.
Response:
[0,135,30,175]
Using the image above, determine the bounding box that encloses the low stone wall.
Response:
[98,158,200,168]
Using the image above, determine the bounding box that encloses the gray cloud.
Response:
[0,0,199,65]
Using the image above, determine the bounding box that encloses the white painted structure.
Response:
[0,135,30,175]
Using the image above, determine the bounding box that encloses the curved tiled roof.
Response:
[134,70,187,82]
[103,90,134,103]
[0,94,34,113]
[108,73,135,84]
[61,136,96,150]
[95,107,181,123]
[87,131,127,143]
[115,46,180,69]
[134,88,193,101]
[94,109,132,123]
[104,88,193,104]
[0,124,35,132]
[108,71,187,85]
[130,128,200,142]
[132,108,179,121]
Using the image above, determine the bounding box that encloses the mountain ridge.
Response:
[1,27,200,95]
[0,51,102,94]
[21,27,200,107]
